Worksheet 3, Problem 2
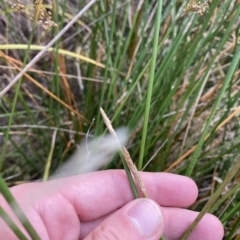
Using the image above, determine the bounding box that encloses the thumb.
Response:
[84,199,165,240]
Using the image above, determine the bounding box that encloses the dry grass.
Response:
[0,0,240,238]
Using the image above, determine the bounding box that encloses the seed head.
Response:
[10,0,58,30]
[184,0,211,15]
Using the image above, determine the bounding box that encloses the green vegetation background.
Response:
[0,0,239,239]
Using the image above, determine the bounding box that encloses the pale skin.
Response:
[0,170,224,240]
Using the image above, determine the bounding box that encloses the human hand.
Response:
[0,170,224,240]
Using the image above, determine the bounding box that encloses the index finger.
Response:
[45,170,198,221]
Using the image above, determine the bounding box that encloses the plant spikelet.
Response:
[10,0,58,30]
[184,0,211,15]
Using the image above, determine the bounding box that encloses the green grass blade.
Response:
[0,176,41,240]
[138,0,163,170]
[0,206,28,240]
[185,44,240,176]
[181,158,240,239]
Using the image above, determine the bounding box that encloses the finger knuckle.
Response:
[91,225,121,240]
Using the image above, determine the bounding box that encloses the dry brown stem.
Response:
[122,147,147,198]
[100,107,147,198]
[100,108,116,136]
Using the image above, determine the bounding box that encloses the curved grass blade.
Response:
[0,206,28,240]
[0,176,41,240]
[181,158,240,240]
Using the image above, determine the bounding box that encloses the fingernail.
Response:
[128,199,162,238]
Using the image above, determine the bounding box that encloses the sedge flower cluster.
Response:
[11,0,58,30]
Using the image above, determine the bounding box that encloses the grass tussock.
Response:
[0,0,240,238]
